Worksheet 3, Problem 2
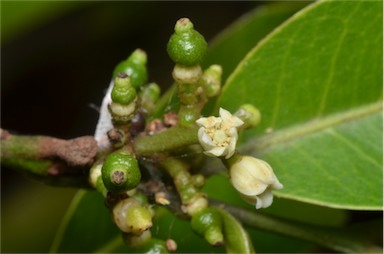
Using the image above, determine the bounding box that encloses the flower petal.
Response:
[204,147,226,157]
[255,190,274,209]
[198,128,215,150]
[230,164,269,196]
[272,178,284,190]
[196,117,209,127]
[219,108,232,121]
[247,159,276,185]
[225,136,237,159]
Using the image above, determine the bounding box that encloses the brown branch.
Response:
[1,129,98,181]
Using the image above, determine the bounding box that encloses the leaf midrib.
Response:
[241,101,382,156]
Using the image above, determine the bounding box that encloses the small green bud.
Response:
[113,197,152,234]
[126,205,153,235]
[140,83,161,114]
[111,75,137,105]
[190,174,205,188]
[113,49,148,88]
[137,239,169,254]
[234,104,261,129]
[167,18,207,66]
[101,151,141,193]
[111,86,136,105]
[191,207,224,246]
[201,65,222,97]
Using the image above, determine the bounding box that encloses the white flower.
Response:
[196,108,244,159]
[229,156,283,209]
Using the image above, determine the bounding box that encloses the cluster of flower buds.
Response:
[90,17,283,252]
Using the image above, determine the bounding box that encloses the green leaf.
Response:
[216,0,382,210]
[50,190,127,253]
[1,2,84,43]
[203,1,310,81]
[215,207,254,254]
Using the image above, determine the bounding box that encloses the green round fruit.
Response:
[101,151,141,193]
[167,18,207,66]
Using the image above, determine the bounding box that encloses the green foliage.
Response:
[4,0,383,253]
[214,0,382,210]
[216,207,254,254]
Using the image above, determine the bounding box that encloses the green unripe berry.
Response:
[113,49,148,88]
[101,151,141,193]
[191,207,224,246]
[167,18,207,66]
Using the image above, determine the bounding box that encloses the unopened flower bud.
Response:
[109,74,138,125]
[201,65,222,97]
[139,83,161,114]
[101,151,141,193]
[234,104,261,129]
[191,207,224,246]
[125,205,153,235]
[227,155,283,209]
[113,48,148,88]
[167,18,207,66]
[113,198,153,234]
[111,74,137,105]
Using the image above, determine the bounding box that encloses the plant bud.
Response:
[234,104,261,129]
[191,207,224,246]
[101,151,141,193]
[113,49,148,88]
[167,18,207,66]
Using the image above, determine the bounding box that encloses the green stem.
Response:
[212,201,382,253]
[160,156,197,204]
[133,125,199,156]
[150,84,178,120]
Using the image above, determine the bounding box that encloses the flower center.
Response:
[212,129,229,146]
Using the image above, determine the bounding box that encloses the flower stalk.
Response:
[160,156,208,216]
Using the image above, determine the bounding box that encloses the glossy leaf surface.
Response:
[215,0,382,209]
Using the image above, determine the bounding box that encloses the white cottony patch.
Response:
[94,80,114,148]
